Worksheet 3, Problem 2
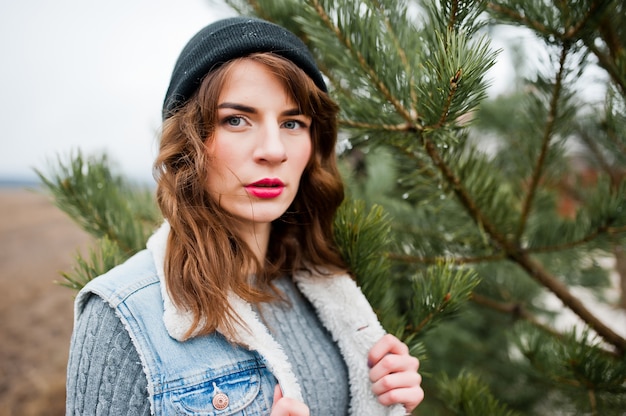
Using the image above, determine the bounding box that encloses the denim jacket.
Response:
[74,222,405,415]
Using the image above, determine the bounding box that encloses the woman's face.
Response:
[205,59,312,231]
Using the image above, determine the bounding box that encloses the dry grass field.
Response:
[0,188,92,416]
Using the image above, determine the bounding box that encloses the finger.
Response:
[270,384,310,416]
[273,384,282,403]
[376,384,425,413]
[368,334,409,368]
[270,397,310,416]
[371,371,422,397]
[369,353,420,382]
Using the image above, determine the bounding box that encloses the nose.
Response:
[254,123,287,164]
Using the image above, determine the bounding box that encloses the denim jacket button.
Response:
[212,392,229,410]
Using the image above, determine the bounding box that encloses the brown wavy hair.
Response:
[154,53,345,339]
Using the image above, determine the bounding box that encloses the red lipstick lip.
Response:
[245,178,285,199]
[248,178,285,187]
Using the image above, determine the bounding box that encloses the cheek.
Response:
[295,139,313,174]
[205,140,240,175]
[204,152,232,193]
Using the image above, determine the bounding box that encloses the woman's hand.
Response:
[368,334,424,414]
[270,384,310,416]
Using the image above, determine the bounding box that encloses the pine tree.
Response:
[39,0,626,414]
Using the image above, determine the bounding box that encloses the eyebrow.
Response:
[217,102,304,117]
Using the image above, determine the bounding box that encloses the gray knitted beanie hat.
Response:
[162,16,327,120]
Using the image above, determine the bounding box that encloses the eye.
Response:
[282,120,308,130]
[224,116,246,127]
[283,120,298,130]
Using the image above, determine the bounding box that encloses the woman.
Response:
[66,16,423,415]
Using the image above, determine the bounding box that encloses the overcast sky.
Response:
[0,1,527,185]
[0,0,234,183]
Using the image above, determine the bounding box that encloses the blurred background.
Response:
[0,1,235,414]
[2,0,620,415]
[0,0,233,186]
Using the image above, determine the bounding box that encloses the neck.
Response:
[235,221,271,266]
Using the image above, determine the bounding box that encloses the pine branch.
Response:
[406,261,480,335]
[584,39,626,97]
[339,118,415,132]
[429,66,463,130]
[408,165,624,348]
[578,1,625,95]
[486,3,555,37]
[422,137,496,239]
[516,44,570,240]
[447,0,460,33]
[516,324,626,412]
[308,0,418,128]
[436,371,521,416]
[604,92,626,157]
[511,250,626,354]
[416,136,626,352]
[57,236,127,291]
[36,151,161,289]
[369,0,419,115]
[529,219,626,255]
[577,127,620,188]
[349,4,626,355]
[332,199,400,330]
[391,219,626,269]
[389,252,506,265]
[562,0,605,39]
[390,218,626,262]
[393,253,625,356]
[488,1,626,96]
[595,12,623,60]
[471,293,561,335]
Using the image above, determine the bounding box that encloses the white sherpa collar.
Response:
[146,221,405,415]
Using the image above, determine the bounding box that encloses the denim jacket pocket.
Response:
[170,365,272,415]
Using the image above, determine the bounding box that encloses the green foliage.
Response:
[514,324,626,414]
[58,236,127,291]
[333,199,398,327]
[36,152,160,253]
[36,151,161,289]
[42,0,626,414]
[407,261,480,335]
[231,0,626,413]
[436,370,522,416]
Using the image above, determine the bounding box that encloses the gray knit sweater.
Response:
[66,276,349,415]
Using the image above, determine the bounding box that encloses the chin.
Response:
[232,206,290,225]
